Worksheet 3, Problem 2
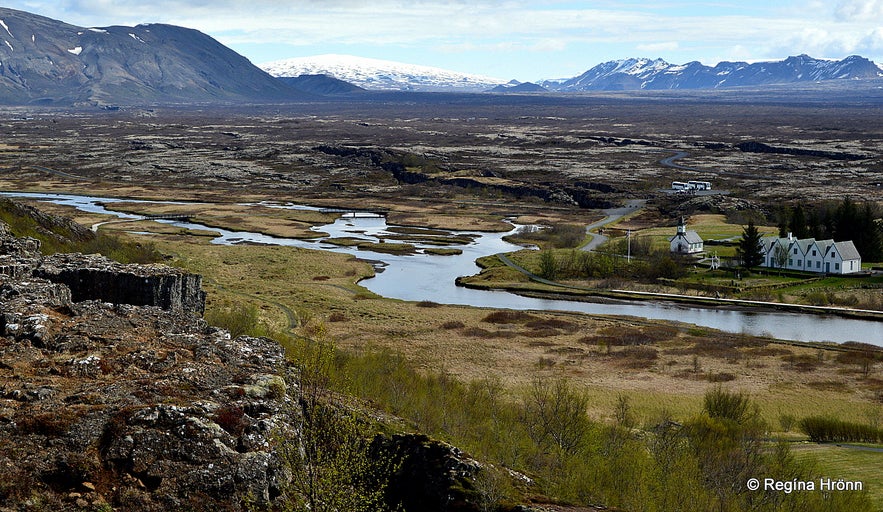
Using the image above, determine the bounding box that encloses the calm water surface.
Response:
[4,192,881,346]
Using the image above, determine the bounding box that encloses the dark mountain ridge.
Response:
[278,74,365,95]
[0,7,304,105]
[543,54,883,91]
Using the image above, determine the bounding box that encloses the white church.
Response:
[760,233,862,274]
[669,217,704,255]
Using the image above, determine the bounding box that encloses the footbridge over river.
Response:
[318,207,390,218]
[91,213,193,232]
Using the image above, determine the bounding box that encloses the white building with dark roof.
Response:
[669,217,704,255]
[761,233,862,274]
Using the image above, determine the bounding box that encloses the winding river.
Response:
[3,191,882,346]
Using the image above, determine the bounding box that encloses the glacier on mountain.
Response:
[260,54,507,92]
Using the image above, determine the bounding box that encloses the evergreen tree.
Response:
[737,220,764,269]
[789,203,809,239]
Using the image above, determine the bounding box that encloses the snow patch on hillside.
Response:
[260,54,506,92]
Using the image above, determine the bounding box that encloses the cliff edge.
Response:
[0,220,297,510]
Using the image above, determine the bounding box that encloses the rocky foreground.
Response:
[0,216,497,511]
[0,220,299,510]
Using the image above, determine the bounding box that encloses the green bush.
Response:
[204,303,264,338]
[799,416,882,443]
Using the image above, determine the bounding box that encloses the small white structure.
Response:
[669,217,704,254]
[671,180,712,191]
[761,233,862,274]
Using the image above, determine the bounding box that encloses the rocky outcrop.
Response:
[35,253,206,316]
[314,144,618,208]
[0,214,515,511]
[735,141,865,161]
[0,223,297,511]
[381,434,483,512]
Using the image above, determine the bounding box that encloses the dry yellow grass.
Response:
[148,233,882,429]
[7,188,879,430]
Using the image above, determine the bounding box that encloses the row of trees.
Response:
[777,198,883,262]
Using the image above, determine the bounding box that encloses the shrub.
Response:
[16,410,80,436]
[779,414,797,432]
[610,346,658,369]
[328,312,349,322]
[482,311,537,324]
[702,386,753,425]
[525,318,578,332]
[205,302,262,338]
[706,372,736,383]
[799,416,882,443]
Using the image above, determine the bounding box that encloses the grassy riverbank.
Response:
[6,192,883,509]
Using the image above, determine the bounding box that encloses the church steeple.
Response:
[677,216,686,235]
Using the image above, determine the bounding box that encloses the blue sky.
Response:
[3,1,882,81]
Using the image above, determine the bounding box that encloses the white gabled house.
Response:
[669,217,704,255]
[761,233,861,274]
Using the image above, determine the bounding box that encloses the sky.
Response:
[3,1,883,81]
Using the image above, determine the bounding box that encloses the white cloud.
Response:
[637,41,680,53]
[4,0,881,74]
[834,0,883,21]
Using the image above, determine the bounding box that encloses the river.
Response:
[3,191,882,346]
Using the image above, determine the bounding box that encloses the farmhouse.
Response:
[761,233,862,274]
[669,217,704,255]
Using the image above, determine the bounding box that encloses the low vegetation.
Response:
[0,198,162,263]
[200,292,881,510]
[330,346,873,510]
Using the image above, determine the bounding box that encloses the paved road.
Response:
[581,198,646,252]
[658,151,700,171]
[30,165,89,181]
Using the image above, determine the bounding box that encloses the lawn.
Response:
[793,443,883,509]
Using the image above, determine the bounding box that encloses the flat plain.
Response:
[2,86,882,506]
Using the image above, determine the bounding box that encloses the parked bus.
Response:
[671,181,689,190]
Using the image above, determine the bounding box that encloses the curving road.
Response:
[581,198,646,252]
[658,150,702,171]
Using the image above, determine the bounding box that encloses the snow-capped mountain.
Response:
[260,54,507,92]
[543,54,883,91]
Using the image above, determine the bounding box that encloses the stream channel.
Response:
[4,192,882,346]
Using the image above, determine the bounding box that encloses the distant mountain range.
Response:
[540,55,883,91]
[0,7,303,105]
[0,6,881,105]
[261,54,883,93]
[260,54,507,93]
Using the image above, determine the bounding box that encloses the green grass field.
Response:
[793,443,883,509]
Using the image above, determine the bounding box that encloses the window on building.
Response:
[835,263,840,270]
[816,261,820,268]
[789,258,793,266]
[812,250,816,256]
[798,260,802,266]
[793,248,798,254]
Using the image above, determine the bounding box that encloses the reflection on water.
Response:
[3,192,881,346]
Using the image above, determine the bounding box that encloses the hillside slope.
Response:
[0,7,303,105]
